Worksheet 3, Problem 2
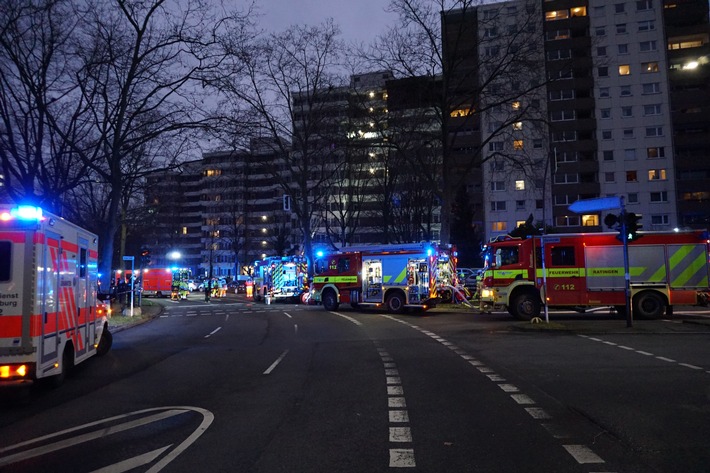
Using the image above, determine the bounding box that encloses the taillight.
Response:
[0,364,29,379]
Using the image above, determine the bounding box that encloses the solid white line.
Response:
[0,410,188,466]
[562,444,605,464]
[389,448,416,468]
[89,445,171,473]
[331,311,362,326]
[204,327,222,338]
[263,349,290,375]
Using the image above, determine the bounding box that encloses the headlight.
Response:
[481,289,493,299]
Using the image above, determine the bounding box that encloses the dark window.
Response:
[551,246,576,266]
[338,257,351,273]
[79,248,87,278]
[0,241,10,281]
[495,247,519,266]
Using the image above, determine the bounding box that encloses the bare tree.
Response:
[357,0,551,244]
[0,0,90,210]
[51,0,242,284]
[211,19,349,279]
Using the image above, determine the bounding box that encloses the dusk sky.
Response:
[258,0,398,44]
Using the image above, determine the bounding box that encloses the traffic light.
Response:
[605,212,643,242]
[140,248,151,266]
[625,212,643,241]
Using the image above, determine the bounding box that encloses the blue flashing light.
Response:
[426,248,433,257]
[316,250,324,258]
[11,206,43,221]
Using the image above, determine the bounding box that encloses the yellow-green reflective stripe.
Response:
[313,276,358,283]
[669,245,693,268]
[394,268,407,284]
[672,251,708,287]
[649,265,666,282]
[493,269,527,278]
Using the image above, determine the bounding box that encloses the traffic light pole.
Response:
[620,204,633,328]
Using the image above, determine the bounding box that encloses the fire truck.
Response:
[252,256,308,302]
[479,231,710,320]
[311,243,456,313]
[0,205,112,387]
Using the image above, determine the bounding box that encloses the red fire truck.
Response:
[479,231,710,320]
[0,205,112,387]
[311,243,456,313]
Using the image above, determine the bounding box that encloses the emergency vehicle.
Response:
[252,256,308,302]
[0,205,111,387]
[123,267,190,298]
[479,231,710,320]
[311,243,456,313]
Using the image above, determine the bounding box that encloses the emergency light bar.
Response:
[0,205,44,222]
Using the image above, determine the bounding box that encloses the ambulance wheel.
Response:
[96,328,113,356]
[633,291,665,319]
[322,290,339,311]
[510,292,541,320]
[386,292,406,314]
[50,346,74,388]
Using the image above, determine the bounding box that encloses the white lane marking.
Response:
[389,427,413,442]
[656,356,676,363]
[263,349,290,375]
[204,327,222,338]
[525,407,551,420]
[487,374,506,382]
[331,311,362,326]
[89,445,171,473]
[384,362,397,368]
[389,449,416,468]
[385,369,399,376]
[637,351,653,356]
[386,376,401,384]
[284,312,292,318]
[618,345,634,350]
[477,366,494,373]
[498,384,519,393]
[562,445,605,464]
[294,324,298,335]
[388,397,407,408]
[510,394,535,405]
[678,363,702,370]
[389,410,410,423]
[388,386,404,395]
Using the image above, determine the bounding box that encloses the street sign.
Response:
[568,196,622,213]
[122,256,135,261]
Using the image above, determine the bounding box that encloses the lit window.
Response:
[182,227,188,235]
[513,121,523,130]
[513,140,524,150]
[570,6,587,17]
[492,221,507,231]
[545,10,569,21]
[515,180,525,190]
[512,101,520,110]
[648,169,667,180]
[582,215,599,226]
[642,62,659,72]
[450,108,471,117]
[619,64,631,75]
[647,147,665,158]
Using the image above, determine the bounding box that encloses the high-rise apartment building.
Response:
[443,0,710,241]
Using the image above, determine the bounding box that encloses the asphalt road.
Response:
[1,300,709,472]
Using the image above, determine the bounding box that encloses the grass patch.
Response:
[107,299,162,328]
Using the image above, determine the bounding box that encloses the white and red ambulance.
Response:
[0,205,111,388]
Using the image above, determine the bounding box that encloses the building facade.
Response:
[444,0,710,242]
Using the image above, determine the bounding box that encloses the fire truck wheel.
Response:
[322,290,339,311]
[633,291,665,319]
[96,329,113,356]
[386,292,406,314]
[510,292,541,320]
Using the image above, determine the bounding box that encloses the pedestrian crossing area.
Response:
[162,304,308,318]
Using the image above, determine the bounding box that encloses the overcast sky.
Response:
[257,0,397,44]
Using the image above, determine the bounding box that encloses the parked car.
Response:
[186,279,197,291]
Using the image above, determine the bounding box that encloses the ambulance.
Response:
[0,205,111,387]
